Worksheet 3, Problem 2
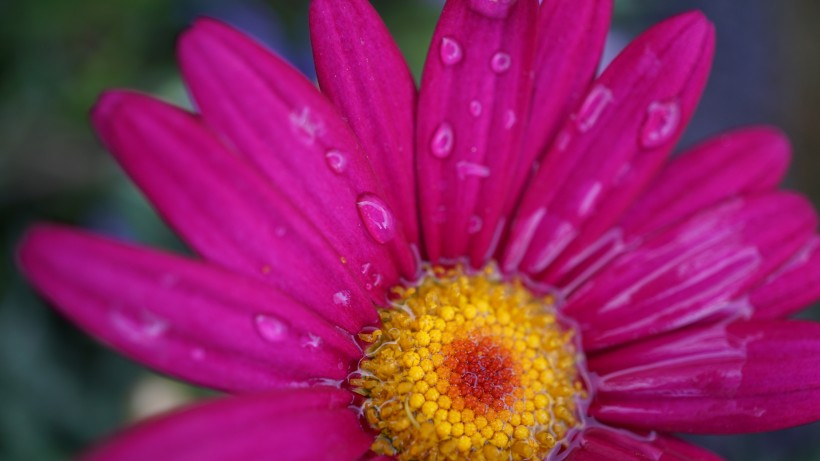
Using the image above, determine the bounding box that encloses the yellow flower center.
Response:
[352,266,586,461]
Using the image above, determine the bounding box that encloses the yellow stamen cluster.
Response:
[352,266,585,461]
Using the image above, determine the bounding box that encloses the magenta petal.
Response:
[81,388,371,461]
[19,225,361,393]
[621,126,791,238]
[566,193,817,351]
[91,91,377,332]
[504,12,714,277]
[310,0,418,245]
[750,236,820,319]
[565,427,724,461]
[416,0,538,265]
[178,18,417,296]
[515,0,613,193]
[590,320,820,434]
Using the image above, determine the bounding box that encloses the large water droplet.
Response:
[468,0,517,18]
[440,37,464,66]
[325,149,348,174]
[456,161,491,180]
[254,314,288,343]
[430,122,455,158]
[333,290,351,307]
[575,84,613,133]
[356,194,397,244]
[470,100,483,117]
[490,52,512,74]
[289,107,326,144]
[640,100,681,148]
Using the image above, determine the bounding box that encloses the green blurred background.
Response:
[2,0,820,460]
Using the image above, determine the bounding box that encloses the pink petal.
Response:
[310,0,418,245]
[178,18,417,298]
[590,320,820,434]
[416,0,538,265]
[503,12,714,278]
[564,427,724,461]
[92,90,377,332]
[514,0,613,196]
[566,426,721,461]
[565,192,817,351]
[81,388,371,461]
[750,236,820,319]
[19,225,362,393]
[621,126,791,238]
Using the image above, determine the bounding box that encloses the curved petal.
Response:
[416,0,538,265]
[18,225,361,393]
[92,91,377,333]
[590,320,820,434]
[750,236,820,319]
[565,427,724,461]
[566,193,817,351]
[514,0,613,197]
[178,18,417,300]
[310,0,418,245]
[81,388,371,461]
[503,11,715,278]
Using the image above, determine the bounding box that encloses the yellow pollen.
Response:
[353,265,585,461]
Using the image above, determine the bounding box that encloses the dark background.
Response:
[2,1,819,459]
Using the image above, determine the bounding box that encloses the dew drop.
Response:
[456,161,491,180]
[640,100,681,148]
[468,215,483,234]
[575,84,613,133]
[253,314,288,343]
[468,0,517,18]
[490,52,512,74]
[470,100,483,117]
[333,290,351,307]
[430,122,455,158]
[440,37,464,66]
[303,333,323,348]
[110,309,168,344]
[356,193,397,244]
[325,149,348,174]
[503,110,517,129]
[289,106,325,144]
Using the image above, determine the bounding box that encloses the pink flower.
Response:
[17,0,820,460]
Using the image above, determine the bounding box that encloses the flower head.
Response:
[17,0,820,460]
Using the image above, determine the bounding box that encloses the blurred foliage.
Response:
[1,0,820,460]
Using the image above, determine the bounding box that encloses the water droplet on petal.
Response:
[360,263,383,292]
[325,149,348,174]
[333,290,351,306]
[440,37,464,66]
[303,333,323,348]
[254,314,288,343]
[356,193,397,244]
[430,122,455,158]
[575,84,613,133]
[470,100,483,117]
[110,308,168,344]
[640,100,681,148]
[456,161,491,180]
[490,52,512,74]
[468,0,517,18]
[191,348,206,361]
[503,110,517,129]
[468,215,483,234]
[289,106,325,144]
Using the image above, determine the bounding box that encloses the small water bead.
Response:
[325,149,348,174]
[503,110,517,129]
[289,106,326,144]
[253,314,288,343]
[110,309,169,344]
[440,37,464,66]
[333,290,352,307]
[490,52,512,74]
[356,193,397,244]
[431,122,455,158]
[456,161,491,180]
[468,0,518,19]
[640,99,681,148]
[470,100,483,117]
[574,84,613,133]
